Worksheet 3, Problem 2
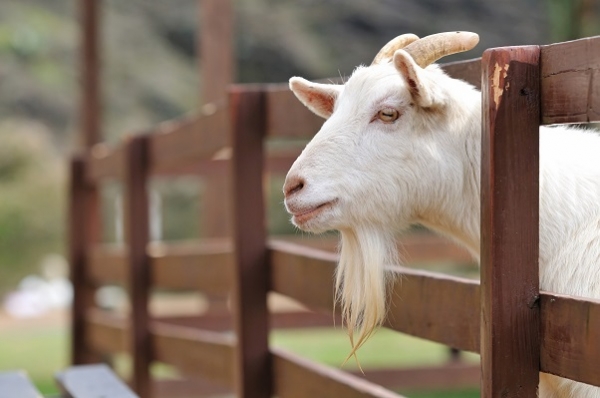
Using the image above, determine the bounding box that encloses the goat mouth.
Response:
[291,201,335,225]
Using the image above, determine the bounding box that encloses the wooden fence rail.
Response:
[69,34,600,397]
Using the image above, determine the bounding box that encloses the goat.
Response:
[283,32,600,398]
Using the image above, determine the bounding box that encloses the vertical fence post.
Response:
[124,136,152,397]
[480,46,541,397]
[69,157,100,365]
[199,0,234,239]
[229,86,270,398]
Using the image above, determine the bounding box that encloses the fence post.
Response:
[124,135,152,397]
[480,46,541,397]
[229,86,270,398]
[69,157,101,364]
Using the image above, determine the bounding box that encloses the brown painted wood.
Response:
[200,0,234,108]
[229,87,270,398]
[154,378,231,398]
[441,58,482,89]
[69,157,101,365]
[123,135,152,397]
[151,322,235,387]
[269,240,480,352]
[265,84,325,138]
[85,310,128,354]
[353,363,480,391]
[540,35,600,124]
[79,0,101,149]
[540,293,600,386]
[86,144,125,182]
[481,46,541,398]
[148,111,229,174]
[385,268,480,353]
[88,244,127,285]
[272,348,404,398]
[269,240,339,313]
[149,240,233,294]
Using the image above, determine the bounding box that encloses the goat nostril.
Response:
[284,177,305,197]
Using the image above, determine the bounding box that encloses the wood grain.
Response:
[540,293,600,386]
[481,45,541,398]
[541,35,600,124]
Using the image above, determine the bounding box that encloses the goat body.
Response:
[283,33,600,397]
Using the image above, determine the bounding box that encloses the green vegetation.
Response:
[0,121,65,294]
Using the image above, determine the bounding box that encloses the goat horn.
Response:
[403,31,479,68]
[372,33,420,65]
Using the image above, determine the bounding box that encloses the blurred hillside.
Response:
[1,0,599,292]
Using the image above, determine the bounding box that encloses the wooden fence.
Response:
[69,35,600,398]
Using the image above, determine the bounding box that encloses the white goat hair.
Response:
[283,32,600,398]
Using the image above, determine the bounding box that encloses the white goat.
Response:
[283,32,600,398]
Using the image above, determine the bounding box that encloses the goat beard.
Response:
[336,225,399,360]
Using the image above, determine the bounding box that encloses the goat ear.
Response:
[393,50,439,108]
[289,77,341,119]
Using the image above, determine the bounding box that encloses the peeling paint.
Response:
[492,62,509,108]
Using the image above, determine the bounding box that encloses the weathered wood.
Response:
[79,0,101,149]
[151,322,235,387]
[124,136,152,397]
[272,348,404,398]
[0,372,42,398]
[56,364,138,398]
[441,58,482,89]
[69,157,101,365]
[481,46,541,397]
[229,87,271,398]
[540,35,600,124]
[540,293,600,386]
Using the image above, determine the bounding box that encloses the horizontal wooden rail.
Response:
[151,321,235,386]
[148,110,229,174]
[84,310,235,387]
[269,240,600,386]
[87,235,473,288]
[541,36,600,125]
[272,347,404,398]
[86,144,125,181]
[353,363,480,391]
[88,240,233,293]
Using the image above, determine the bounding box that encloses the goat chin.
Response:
[337,225,399,357]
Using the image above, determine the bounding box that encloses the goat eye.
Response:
[377,108,399,123]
